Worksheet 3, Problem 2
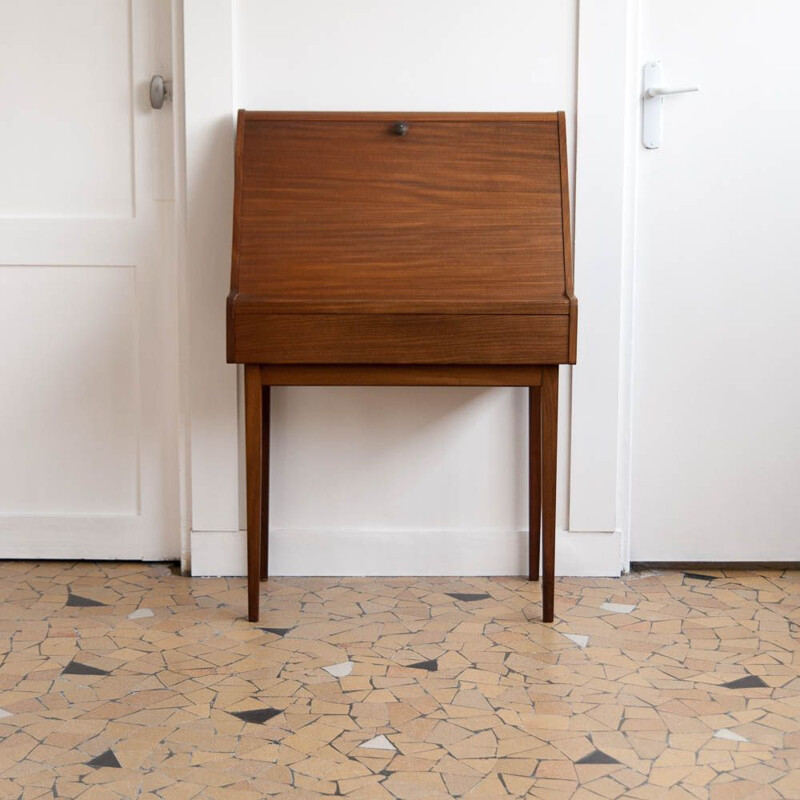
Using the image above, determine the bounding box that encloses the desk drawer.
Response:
[231,312,569,364]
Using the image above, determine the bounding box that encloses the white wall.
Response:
[186,0,625,576]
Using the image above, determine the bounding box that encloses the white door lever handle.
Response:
[642,62,699,149]
[645,85,700,99]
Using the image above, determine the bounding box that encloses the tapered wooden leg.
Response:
[541,366,558,623]
[260,386,270,580]
[244,365,262,622]
[528,387,541,582]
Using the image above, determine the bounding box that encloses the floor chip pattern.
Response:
[0,562,798,798]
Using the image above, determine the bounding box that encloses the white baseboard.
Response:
[190,528,622,577]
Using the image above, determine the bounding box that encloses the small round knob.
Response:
[392,121,409,136]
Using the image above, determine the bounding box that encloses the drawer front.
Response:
[232,312,570,364]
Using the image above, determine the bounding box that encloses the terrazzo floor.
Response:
[1,562,799,799]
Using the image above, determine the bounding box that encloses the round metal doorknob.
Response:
[392,121,409,136]
[149,75,172,109]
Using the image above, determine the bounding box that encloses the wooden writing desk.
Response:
[227,111,577,623]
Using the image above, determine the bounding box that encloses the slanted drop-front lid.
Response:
[231,112,573,314]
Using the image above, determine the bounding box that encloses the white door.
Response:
[0,0,180,559]
[629,0,800,560]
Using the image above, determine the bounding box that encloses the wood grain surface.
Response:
[244,365,262,622]
[529,387,542,583]
[541,366,559,623]
[233,114,568,305]
[257,364,544,387]
[234,312,569,364]
[229,111,576,366]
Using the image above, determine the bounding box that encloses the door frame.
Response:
[180,0,641,575]
[568,0,641,570]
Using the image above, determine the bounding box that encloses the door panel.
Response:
[0,0,179,559]
[0,266,139,514]
[0,0,134,218]
[630,0,800,560]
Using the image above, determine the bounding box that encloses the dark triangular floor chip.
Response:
[577,749,620,765]
[446,592,490,602]
[407,659,438,672]
[66,593,106,607]
[63,660,108,676]
[259,627,292,637]
[684,573,716,582]
[230,708,282,724]
[87,749,121,768]
[721,675,768,689]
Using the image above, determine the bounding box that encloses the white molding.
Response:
[182,0,240,535]
[569,0,635,533]
[190,528,622,577]
[190,529,247,577]
[0,516,142,559]
[172,0,193,573]
[183,1,631,577]
[615,0,641,572]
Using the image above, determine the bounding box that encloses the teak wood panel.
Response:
[234,114,568,307]
[232,312,570,364]
[232,112,572,624]
[257,365,544,387]
[230,296,570,315]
